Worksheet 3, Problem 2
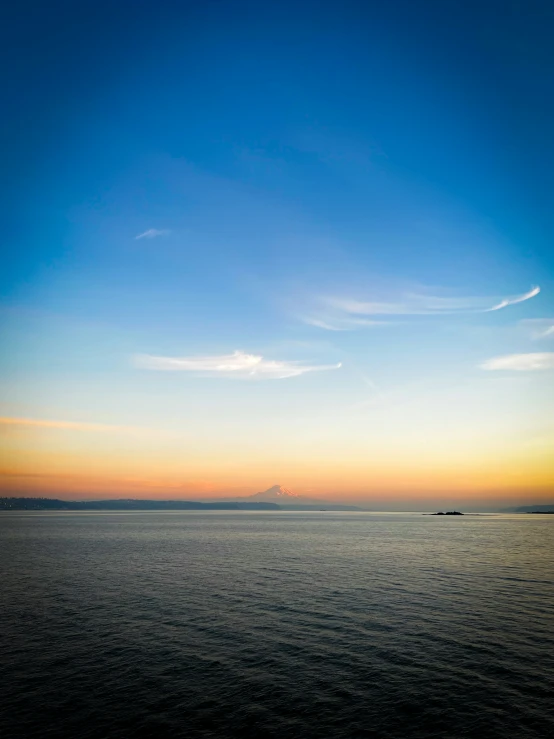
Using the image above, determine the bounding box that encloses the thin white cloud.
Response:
[135,228,171,240]
[480,353,554,371]
[303,316,386,331]
[305,285,540,329]
[327,286,540,316]
[519,318,554,340]
[487,286,541,311]
[303,317,346,331]
[134,350,342,379]
[0,417,157,435]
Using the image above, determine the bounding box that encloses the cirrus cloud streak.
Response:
[519,319,554,340]
[135,228,171,239]
[304,285,540,330]
[480,353,554,371]
[0,417,153,435]
[487,286,540,311]
[134,350,342,379]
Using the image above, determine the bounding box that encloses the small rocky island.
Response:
[431,511,464,515]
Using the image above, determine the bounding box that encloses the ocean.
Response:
[1,511,553,738]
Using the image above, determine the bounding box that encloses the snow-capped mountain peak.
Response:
[250,485,300,500]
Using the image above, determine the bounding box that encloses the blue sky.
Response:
[1,0,553,503]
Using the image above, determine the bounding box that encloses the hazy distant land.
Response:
[0,490,362,512]
[1,493,553,513]
[511,504,554,513]
[0,497,282,511]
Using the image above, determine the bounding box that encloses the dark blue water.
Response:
[1,511,553,738]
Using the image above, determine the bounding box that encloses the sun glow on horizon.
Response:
[1,411,552,506]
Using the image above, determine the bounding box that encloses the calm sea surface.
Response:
[1,511,553,738]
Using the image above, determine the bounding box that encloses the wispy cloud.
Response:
[304,285,540,330]
[134,350,342,379]
[487,286,540,311]
[303,316,386,331]
[135,228,171,240]
[519,318,554,340]
[480,353,554,371]
[1,417,137,432]
[0,417,167,436]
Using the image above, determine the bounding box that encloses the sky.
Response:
[1,0,554,508]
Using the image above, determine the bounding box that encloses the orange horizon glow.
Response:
[1,415,552,506]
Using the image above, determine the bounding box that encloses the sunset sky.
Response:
[2,1,553,507]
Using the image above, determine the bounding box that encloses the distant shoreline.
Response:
[1,497,553,514]
[0,497,360,512]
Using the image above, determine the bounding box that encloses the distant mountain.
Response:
[248,484,301,501]
[215,484,361,510]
